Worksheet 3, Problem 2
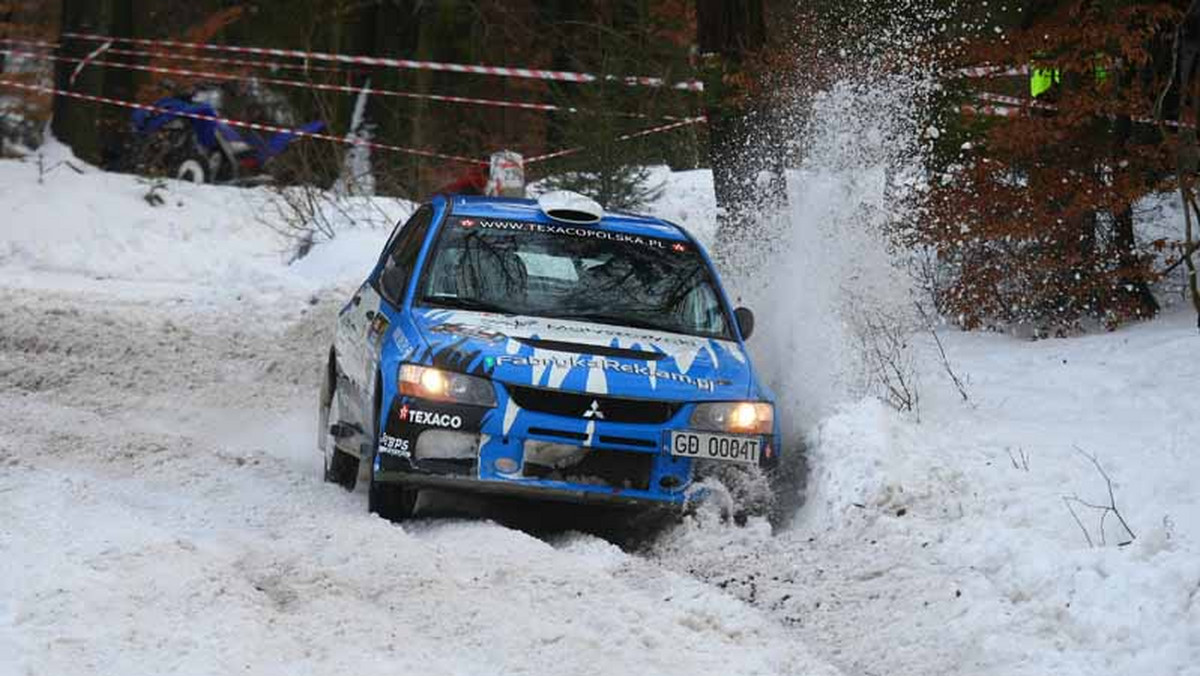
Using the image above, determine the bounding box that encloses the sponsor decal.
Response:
[671,242,687,253]
[428,322,507,344]
[398,404,463,429]
[457,217,669,249]
[379,433,411,458]
[367,312,390,346]
[393,329,415,359]
[494,355,716,392]
[536,321,698,347]
[432,311,703,349]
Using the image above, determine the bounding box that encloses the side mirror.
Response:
[734,307,755,341]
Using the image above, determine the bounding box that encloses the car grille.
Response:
[523,448,653,491]
[505,385,681,424]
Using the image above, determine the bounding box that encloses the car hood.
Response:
[410,308,754,401]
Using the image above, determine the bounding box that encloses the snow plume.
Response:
[708,1,954,433]
[728,73,936,433]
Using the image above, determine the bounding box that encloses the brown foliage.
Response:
[924,1,1182,334]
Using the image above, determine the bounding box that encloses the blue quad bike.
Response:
[123,94,325,185]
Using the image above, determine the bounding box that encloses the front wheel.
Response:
[367,384,418,521]
[368,469,418,522]
[175,154,209,183]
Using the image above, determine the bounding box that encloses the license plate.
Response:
[670,431,760,465]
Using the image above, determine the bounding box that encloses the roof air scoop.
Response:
[537,190,604,225]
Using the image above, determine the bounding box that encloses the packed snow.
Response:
[2,130,1198,676]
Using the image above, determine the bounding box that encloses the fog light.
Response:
[495,457,519,474]
[414,430,479,460]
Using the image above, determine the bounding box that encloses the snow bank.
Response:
[651,310,1200,676]
[0,140,408,302]
[807,312,1200,674]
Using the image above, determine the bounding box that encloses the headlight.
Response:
[399,364,496,407]
[690,402,774,435]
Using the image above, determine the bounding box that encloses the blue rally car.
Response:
[318,190,780,520]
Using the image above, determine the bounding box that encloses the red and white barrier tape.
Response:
[964,92,1192,129]
[959,103,1020,118]
[104,45,351,75]
[525,116,707,165]
[0,37,58,49]
[973,91,1056,111]
[62,31,706,92]
[1,37,349,74]
[68,39,111,86]
[0,78,487,165]
[956,64,1030,78]
[2,48,686,120]
[0,37,1030,85]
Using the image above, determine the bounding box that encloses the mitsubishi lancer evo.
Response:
[318,190,781,520]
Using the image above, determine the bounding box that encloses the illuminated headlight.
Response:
[399,364,496,407]
[689,402,774,435]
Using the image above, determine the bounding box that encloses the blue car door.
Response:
[335,207,435,444]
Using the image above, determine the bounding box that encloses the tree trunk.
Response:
[363,0,421,196]
[0,5,12,74]
[52,0,133,167]
[98,0,133,169]
[1110,114,1159,319]
[696,0,782,250]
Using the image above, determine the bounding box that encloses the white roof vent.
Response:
[537,190,603,224]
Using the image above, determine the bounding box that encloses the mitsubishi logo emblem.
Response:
[582,400,605,419]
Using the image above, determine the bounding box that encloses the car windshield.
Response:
[419,216,734,340]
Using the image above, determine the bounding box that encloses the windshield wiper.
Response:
[557,311,675,334]
[422,296,513,314]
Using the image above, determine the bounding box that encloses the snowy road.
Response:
[0,286,839,676]
[3,150,1198,676]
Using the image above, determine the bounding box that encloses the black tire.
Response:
[366,383,418,521]
[766,449,809,530]
[368,472,418,522]
[174,153,209,184]
[320,355,358,491]
[326,448,359,491]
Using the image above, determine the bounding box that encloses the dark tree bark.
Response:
[1110,113,1159,319]
[696,0,782,248]
[0,5,12,74]
[52,0,134,167]
[362,0,423,195]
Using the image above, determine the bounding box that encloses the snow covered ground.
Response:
[1,142,1198,676]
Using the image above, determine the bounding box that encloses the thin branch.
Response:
[1157,239,1200,277]
[914,300,969,402]
[1063,496,1094,548]
[1063,446,1136,547]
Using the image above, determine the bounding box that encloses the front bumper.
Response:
[372,470,686,507]
[376,393,777,508]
